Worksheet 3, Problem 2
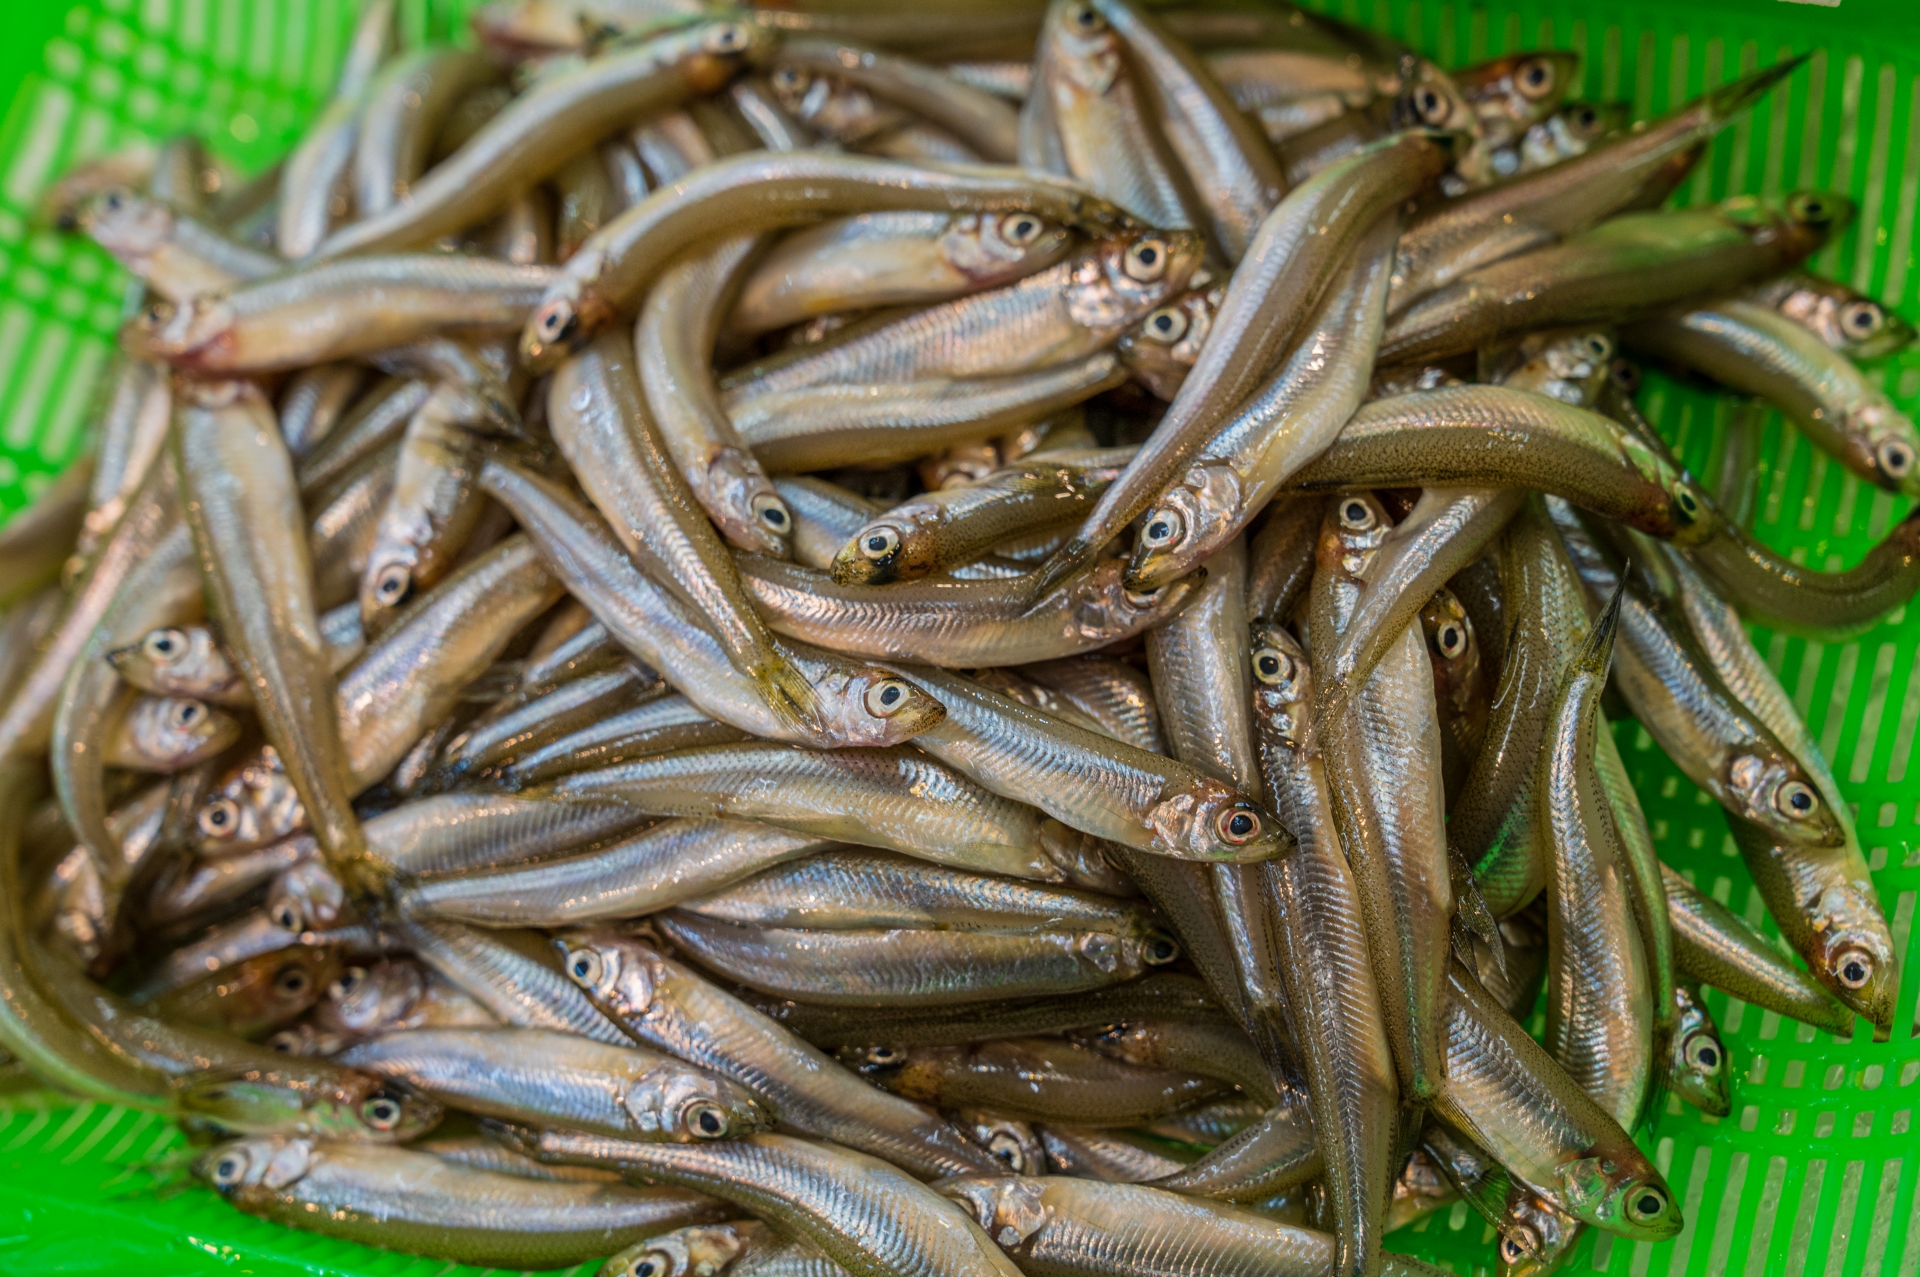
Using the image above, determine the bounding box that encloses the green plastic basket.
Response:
[0,0,1916,1273]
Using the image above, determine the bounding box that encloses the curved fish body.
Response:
[638,235,793,556]
[544,742,1067,882]
[1592,723,1676,1040]
[479,459,945,752]
[739,555,1195,668]
[887,664,1285,863]
[656,913,1168,1006]
[173,381,377,896]
[1018,657,1166,753]
[1625,299,1920,496]
[1535,590,1654,1130]
[1310,493,1453,1102]
[941,1175,1449,1277]
[77,189,278,300]
[1032,130,1455,594]
[315,21,769,258]
[1251,624,1398,1277]
[547,336,821,734]
[559,935,1001,1178]
[1380,196,1839,365]
[522,152,1133,369]
[728,210,1072,337]
[352,48,501,217]
[1660,864,1852,1033]
[355,383,489,629]
[394,917,629,1046]
[338,1027,770,1140]
[1295,385,1710,544]
[1127,217,1396,591]
[400,818,829,927]
[197,1136,724,1269]
[125,256,558,373]
[877,1037,1221,1125]
[497,697,749,787]
[1419,1124,1582,1277]
[774,38,1019,162]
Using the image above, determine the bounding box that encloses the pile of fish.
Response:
[0,0,1909,1274]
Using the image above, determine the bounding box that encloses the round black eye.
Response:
[103,190,124,212]
[362,1093,403,1131]
[1585,334,1613,359]
[1434,622,1467,659]
[1675,487,1701,519]
[859,526,901,562]
[631,1252,671,1277]
[1339,499,1375,530]
[274,965,310,997]
[1878,440,1914,477]
[751,494,790,532]
[703,22,749,53]
[1842,301,1883,336]
[1685,1035,1721,1070]
[1254,650,1286,683]
[988,1133,1026,1170]
[1576,104,1598,127]
[537,302,574,342]
[171,700,205,728]
[1416,87,1448,122]
[1143,306,1187,342]
[566,949,604,987]
[1143,935,1180,964]
[686,1102,728,1139]
[1611,360,1641,392]
[1625,1186,1668,1222]
[868,1046,902,1064]
[213,1155,244,1185]
[330,967,365,1000]
[1069,2,1105,31]
[1123,238,1169,282]
[371,563,411,607]
[1002,213,1044,245]
[1140,510,1183,549]
[268,1030,299,1053]
[865,679,913,718]
[145,628,184,659]
[1775,780,1817,818]
[1518,58,1553,96]
[881,685,901,705]
[270,900,302,931]
[1217,808,1260,845]
[199,798,239,836]
[1836,950,1873,989]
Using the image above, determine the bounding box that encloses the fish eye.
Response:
[269,898,304,932]
[143,628,187,662]
[1415,86,1450,124]
[1140,510,1183,549]
[770,65,807,93]
[1517,57,1555,98]
[565,947,605,989]
[1001,213,1045,245]
[198,798,240,838]
[1625,1184,1669,1223]
[169,699,206,730]
[143,301,170,326]
[750,493,791,533]
[1067,2,1105,32]
[857,525,902,563]
[101,189,126,213]
[1841,300,1884,337]
[370,562,412,608]
[1584,333,1614,360]
[1338,498,1376,531]
[1252,645,1292,686]
[1123,237,1169,283]
[865,678,912,718]
[1142,934,1180,965]
[1433,622,1468,660]
[1610,359,1642,392]
[535,300,577,344]
[210,1151,248,1187]
[702,22,750,54]
[1499,1225,1539,1261]
[866,1045,903,1065]
[1674,486,1702,521]
[274,964,311,998]
[1122,585,1162,608]
[1774,780,1818,819]
[1216,806,1260,845]
[685,1101,730,1139]
[361,1092,404,1131]
[987,1132,1027,1171]
[267,1030,301,1053]
[329,967,366,1001]
[1683,1034,1722,1072]
[1141,305,1188,344]
[1834,947,1874,989]
[1877,439,1914,477]
[627,1250,674,1277]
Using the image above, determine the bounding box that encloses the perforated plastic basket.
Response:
[0,1,1914,1273]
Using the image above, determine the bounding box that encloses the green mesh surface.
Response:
[0,0,1916,1274]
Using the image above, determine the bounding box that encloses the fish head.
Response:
[1803,879,1897,1027]
[266,857,346,932]
[1839,398,1920,497]
[1770,276,1917,360]
[1723,752,1844,848]
[1610,426,1714,546]
[191,746,308,851]
[628,1063,771,1142]
[677,20,776,91]
[523,269,597,372]
[358,539,421,630]
[558,932,661,1021]
[186,946,337,1035]
[197,1135,313,1195]
[314,959,426,1037]
[1551,1155,1681,1240]
[124,695,241,769]
[938,1174,1051,1252]
[77,187,174,265]
[1249,623,1310,746]
[122,294,234,367]
[1666,986,1732,1117]
[831,508,941,585]
[705,449,792,556]
[1492,327,1615,407]
[601,1223,757,1277]
[1082,227,1206,329]
[767,66,900,141]
[953,1111,1044,1176]
[1496,1188,1583,1277]
[265,1020,346,1058]
[1043,0,1123,95]
[1065,557,1201,647]
[1460,51,1578,143]
[1146,772,1288,862]
[108,624,229,698]
[1118,284,1221,402]
[813,665,946,747]
[180,1065,441,1144]
[941,212,1075,286]
[1392,60,1486,182]
[1419,587,1482,715]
